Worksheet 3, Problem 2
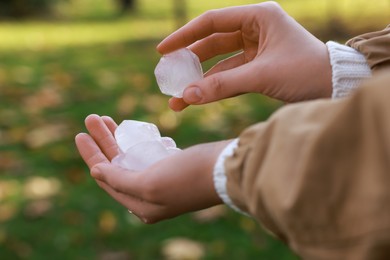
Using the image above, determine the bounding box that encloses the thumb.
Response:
[91,163,135,193]
[182,63,258,105]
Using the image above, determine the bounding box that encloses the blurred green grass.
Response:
[0,0,388,50]
[0,0,388,259]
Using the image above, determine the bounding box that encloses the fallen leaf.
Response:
[239,216,258,232]
[98,250,132,260]
[125,72,150,92]
[51,71,73,89]
[0,180,21,201]
[6,125,29,145]
[0,203,18,222]
[23,86,64,114]
[0,151,25,172]
[143,94,166,113]
[0,66,7,85]
[158,110,180,132]
[162,237,205,260]
[117,94,137,116]
[65,167,87,184]
[63,210,84,226]
[23,176,61,200]
[24,123,69,149]
[96,69,119,90]
[0,228,6,243]
[192,205,227,223]
[11,66,33,85]
[23,199,52,219]
[99,210,117,234]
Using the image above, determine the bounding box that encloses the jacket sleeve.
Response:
[347,25,390,72]
[224,71,390,260]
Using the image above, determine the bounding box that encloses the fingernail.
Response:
[184,86,202,104]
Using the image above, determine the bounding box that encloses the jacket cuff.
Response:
[326,41,371,99]
[213,138,249,215]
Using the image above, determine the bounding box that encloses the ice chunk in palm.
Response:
[112,141,171,172]
[112,120,181,171]
[115,120,161,153]
[154,48,203,98]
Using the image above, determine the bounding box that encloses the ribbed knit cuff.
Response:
[326,41,371,99]
[213,138,249,216]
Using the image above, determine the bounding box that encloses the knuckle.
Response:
[202,9,218,21]
[86,153,104,168]
[209,75,224,96]
[100,133,116,148]
[105,174,121,191]
[110,182,122,192]
[201,9,219,30]
[140,179,160,203]
[209,34,222,53]
[181,30,197,46]
[256,1,284,17]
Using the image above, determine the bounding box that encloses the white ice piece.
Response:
[115,120,161,153]
[154,48,203,98]
[112,120,181,171]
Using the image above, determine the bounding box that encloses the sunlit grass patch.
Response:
[0,18,171,51]
[0,0,388,51]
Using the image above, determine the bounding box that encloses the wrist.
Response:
[186,140,232,206]
[298,39,333,100]
[311,41,333,99]
[213,139,250,215]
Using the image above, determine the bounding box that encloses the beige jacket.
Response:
[224,26,390,259]
[347,25,390,72]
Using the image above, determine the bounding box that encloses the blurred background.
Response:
[0,0,388,259]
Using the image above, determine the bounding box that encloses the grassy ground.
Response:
[0,0,388,259]
[0,38,287,260]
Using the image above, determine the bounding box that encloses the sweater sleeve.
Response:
[326,41,371,99]
[223,71,390,259]
[326,25,390,99]
[213,138,247,214]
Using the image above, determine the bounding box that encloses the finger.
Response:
[204,51,246,77]
[91,163,145,197]
[94,178,163,223]
[101,116,118,135]
[171,52,248,107]
[168,97,189,112]
[157,5,251,54]
[189,31,243,62]
[75,133,110,169]
[183,61,261,105]
[85,114,119,161]
[92,164,145,215]
[92,163,175,223]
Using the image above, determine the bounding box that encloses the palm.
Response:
[75,115,225,223]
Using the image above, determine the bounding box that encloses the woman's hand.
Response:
[157,2,332,111]
[75,115,226,223]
